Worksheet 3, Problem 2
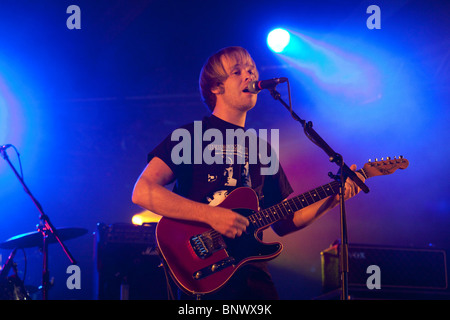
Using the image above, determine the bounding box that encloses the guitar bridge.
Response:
[190,230,226,259]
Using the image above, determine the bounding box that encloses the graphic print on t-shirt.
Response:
[224,157,237,187]
[205,143,252,206]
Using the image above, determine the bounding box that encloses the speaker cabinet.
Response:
[320,242,448,299]
[94,223,170,300]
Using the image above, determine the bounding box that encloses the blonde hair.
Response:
[199,46,259,111]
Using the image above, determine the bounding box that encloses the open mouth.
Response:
[242,88,250,93]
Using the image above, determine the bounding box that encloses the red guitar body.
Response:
[156,187,282,295]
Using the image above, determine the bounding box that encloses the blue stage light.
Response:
[267,28,291,53]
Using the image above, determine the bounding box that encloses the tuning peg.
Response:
[386,156,391,160]
[399,155,404,159]
[368,159,372,163]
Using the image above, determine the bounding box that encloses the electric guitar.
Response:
[156,157,409,295]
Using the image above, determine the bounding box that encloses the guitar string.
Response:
[205,168,366,242]
[208,181,340,240]
[244,167,367,229]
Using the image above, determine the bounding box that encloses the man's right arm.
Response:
[131,157,248,238]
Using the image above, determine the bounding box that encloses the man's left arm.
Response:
[272,164,364,237]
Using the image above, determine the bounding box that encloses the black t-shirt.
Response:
[148,114,294,299]
[148,114,293,209]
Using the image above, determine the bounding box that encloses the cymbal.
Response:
[0,227,88,249]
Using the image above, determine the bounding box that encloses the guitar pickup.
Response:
[192,257,235,280]
[190,231,226,259]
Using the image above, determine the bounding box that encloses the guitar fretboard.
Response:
[248,168,366,229]
[247,181,339,229]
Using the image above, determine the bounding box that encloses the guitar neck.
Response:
[248,168,365,229]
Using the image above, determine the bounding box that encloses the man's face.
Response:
[214,55,258,112]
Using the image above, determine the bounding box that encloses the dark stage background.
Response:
[0,0,449,300]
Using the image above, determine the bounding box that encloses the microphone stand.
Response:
[268,86,369,300]
[1,147,76,300]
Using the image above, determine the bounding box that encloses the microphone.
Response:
[0,144,12,151]
[247,77,288,93]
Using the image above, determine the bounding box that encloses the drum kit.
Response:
[0,227,87,300]
[1,146,87,300]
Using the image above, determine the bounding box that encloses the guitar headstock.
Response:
[363,156,409,179]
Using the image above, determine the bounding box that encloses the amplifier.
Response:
[94,222,170,300]
[96,222,157,245]
[321,242,448,293]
